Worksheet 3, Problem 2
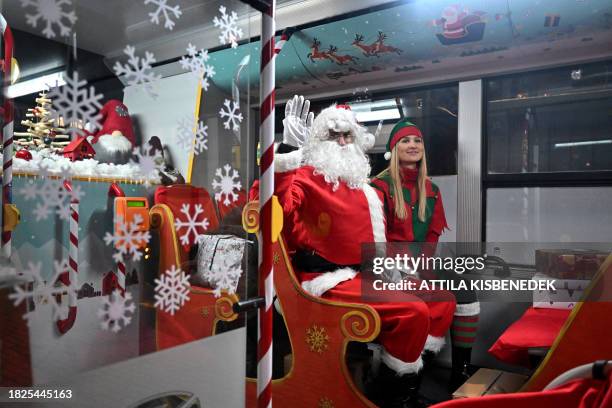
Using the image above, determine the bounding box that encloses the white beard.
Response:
[302,140,370,190]
[94,134,132,164]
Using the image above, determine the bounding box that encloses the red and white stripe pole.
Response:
[108,183,126,296]
[273,27,293,55]
[116,255,126,296]
[258,1,276,407]
[1,13,14,259]
[57,180,78,334]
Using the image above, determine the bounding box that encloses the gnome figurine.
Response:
[90,100,135,164]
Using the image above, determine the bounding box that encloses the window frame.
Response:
[481,60,612,241]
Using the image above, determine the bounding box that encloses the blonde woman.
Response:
[371,119,447,242]
[371,119,479,391]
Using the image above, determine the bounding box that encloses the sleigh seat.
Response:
[150,184,239,350]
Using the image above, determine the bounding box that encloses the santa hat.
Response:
[92,100,136,147]
[384,119,423,160]
[310,104,375,151]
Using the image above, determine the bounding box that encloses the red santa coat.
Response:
[274,165,385,265]
[252,150,433,371]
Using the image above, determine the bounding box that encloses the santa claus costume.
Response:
[253,99,446,406]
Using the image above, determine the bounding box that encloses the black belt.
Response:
[292,250,360,272]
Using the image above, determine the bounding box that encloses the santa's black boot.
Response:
[422,350,436,366]
[448,346,472,393]
[365,362,395,407]
[371,365,429,408]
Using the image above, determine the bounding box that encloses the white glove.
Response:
[282,95,314,148]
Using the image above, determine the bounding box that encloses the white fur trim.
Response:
[454,301,480,317]
[362,184,386,243]
[384,151,391,160]
[361,131,375,152]
[95,134,132,153]
[301,267,357,297]
[423,335,446,353]
[275,149,303,173]
[311,105,371,150]
[382,348,423,375]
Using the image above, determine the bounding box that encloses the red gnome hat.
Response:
[93,100,135,146]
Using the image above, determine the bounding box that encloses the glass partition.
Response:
[0,1,257,406]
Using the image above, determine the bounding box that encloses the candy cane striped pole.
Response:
[108,183,126,296]
[258,2,276,407]
[57,180,78,334]
[1,13,14,259]
[116,258,126,296]
[273,27,294,55]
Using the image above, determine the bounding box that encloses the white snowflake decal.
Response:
[129,146,162,186]
[174,203,210,246]
[19,164,83,221]
[9,260,74,324]
[144,0,182,30]
[176,116,208,155]
[20,0,77,39]
[113,45,161,99]
[97,290,136,333]
[212,164,242,206]
[193,121,209,154]
[204,255,243,298]
[154,265,191,316]
[219,99,243,131]
[213,5,243,48]
[47,71,104,139]
[180,43,216,91]
[104,214,151,263]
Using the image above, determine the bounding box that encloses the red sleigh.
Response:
[150,184,240,350]
[242,200,381,408]
[431,254,612,407]
[519,253,612,392]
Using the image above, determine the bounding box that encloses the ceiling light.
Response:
[348,99,400,122]
[554,140,612,148]
[5,71,66,98]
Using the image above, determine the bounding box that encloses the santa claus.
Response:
[254,96,455,407]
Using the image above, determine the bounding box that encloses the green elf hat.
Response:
[384,119,423,160]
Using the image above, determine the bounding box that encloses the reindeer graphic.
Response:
[374,31,403,55]
[352,34,379,57]
[307,38,331,63]
[326,45,359,65]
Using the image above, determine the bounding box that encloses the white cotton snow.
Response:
[13,148,161,183]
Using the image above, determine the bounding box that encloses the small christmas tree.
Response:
[14,91,70,150]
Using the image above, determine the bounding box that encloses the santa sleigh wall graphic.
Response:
[433,5,486,46]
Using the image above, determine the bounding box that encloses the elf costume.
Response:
[371,119,480,390]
